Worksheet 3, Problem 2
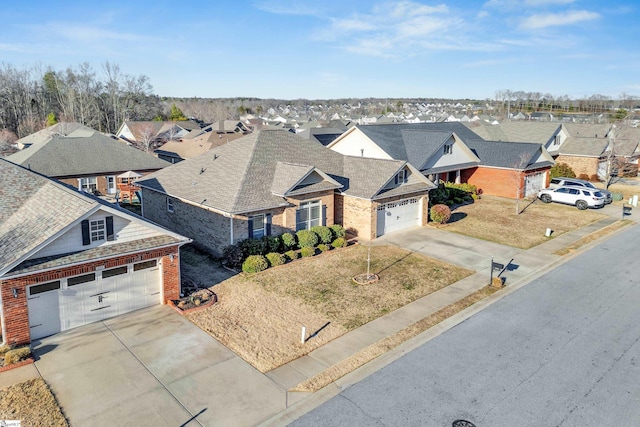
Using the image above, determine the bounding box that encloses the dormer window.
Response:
[444,144,453,155]
[90,219,106,242]
[395,170,407,185]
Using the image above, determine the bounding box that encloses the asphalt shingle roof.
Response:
[7,131,169,177]
[352,122,549,171]
[137,130,433,214]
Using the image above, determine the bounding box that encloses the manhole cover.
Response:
[452,420,476,427]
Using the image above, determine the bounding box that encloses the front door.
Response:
[107,176,116,194]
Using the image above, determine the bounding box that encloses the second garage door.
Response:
[28,259,162,340]
[376,198,421,237]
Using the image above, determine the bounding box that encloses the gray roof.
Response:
[467,121,562,145]
[0,158,188,277]
[137,130,434,214]
[7,131,169,177]
[14,122,96,146]
[354,122,549,171]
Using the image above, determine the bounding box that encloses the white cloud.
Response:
[520,10,600,29]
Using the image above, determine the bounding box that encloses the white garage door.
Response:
[524,172,546,197]
[376,198,421,237]
[28,259,162,340]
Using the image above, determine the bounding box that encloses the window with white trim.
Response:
[296,200,321,231]
[250,214,266,239]
[79,177,97,192]
[166,197,174,213]
[444,144,453,155]
[394,170,406,185]
[90,219,106,242]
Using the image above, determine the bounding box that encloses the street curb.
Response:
[259,220,636,426]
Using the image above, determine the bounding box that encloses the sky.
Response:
[1,0,639,100]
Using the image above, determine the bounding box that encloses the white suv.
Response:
[538,186,605,210]
[549,177,612,204]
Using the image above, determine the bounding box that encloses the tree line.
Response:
[0,62,165,138]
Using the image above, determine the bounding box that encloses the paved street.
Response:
[291,223,640,426]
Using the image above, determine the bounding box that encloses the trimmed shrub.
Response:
[281,232,296,250]
[311,225,332,244]
[590,174,600,182]
[222,244,244,270]
[285,250,300,261]
[242,255,269,274]
[578,173,590,181]
[265,252,286,267]
[300,246,316,257]
[296,229,318,248]
[550,162,576,179]
[430,204,451,224]
[262,235,281,253]
[238,238,266,257]
[4,347,31,366]
[331,237,346,248]
[329,224,346,238]
[317,244,330,252]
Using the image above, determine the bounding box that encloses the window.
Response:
[394,170,406,185]
[134,260,157,271]
[30,281,61,296]
[68,273,96,286]
[250,214,266,239]
[444,144,453,155]
[79,177,97,192]
[90,219,106,242]
[296,200,322,231]
[102,266,127,278]
[166,197,174,213]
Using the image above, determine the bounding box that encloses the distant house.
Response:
[0,158,190,345]
[468,121,569,157]
[116,120,202,148]
[6,130,169,197]
[14,122,99,149]
[136,130,435,254]
[297,127,346,147]
[328,123,554,199]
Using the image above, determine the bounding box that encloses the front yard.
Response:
[187,245,473,372]
[443,196,607,248]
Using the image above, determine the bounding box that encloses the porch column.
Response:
[455,170,461,184]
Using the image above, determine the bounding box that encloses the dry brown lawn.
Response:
[0,378,68,426]
[443,196,607,248]
[603,179,640,205]
[554,220,632,255]
[188,245,473,372]
[292,285,498,392]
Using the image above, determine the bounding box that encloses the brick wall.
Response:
[339,195,375,239]
[555,155,600,178]
[1,245,181,345]
[463,166,551,199]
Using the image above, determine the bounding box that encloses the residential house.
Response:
[0,159,191,345]
[297,127,347,147]
[136,130,435,255]
[467,121,569,157]
[116,120,202,148]
[328,123,554,198]
[13,122,96,150]
[6,130,169,197]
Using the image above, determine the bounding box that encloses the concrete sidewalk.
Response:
[263,207,636,425]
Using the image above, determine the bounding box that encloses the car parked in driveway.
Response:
[538,186,605,210]
[549,177,612,204]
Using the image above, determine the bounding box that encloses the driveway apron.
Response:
[32,305,286,427]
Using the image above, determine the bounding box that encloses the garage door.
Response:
[524,172,546,197]
[376,198,421,237]
[28,259,162,340]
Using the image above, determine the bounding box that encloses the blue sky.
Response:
[2,0,639,100]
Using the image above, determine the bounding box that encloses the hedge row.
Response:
[241,236,347,273]
[224,224,346,270]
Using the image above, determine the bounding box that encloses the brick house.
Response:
[7,128,169,197]
[329,123,554,199]
[136,130,435,255]
[0,159,190,345]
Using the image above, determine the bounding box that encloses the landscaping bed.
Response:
[187,245,473,372]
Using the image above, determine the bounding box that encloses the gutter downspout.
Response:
[230,216,234,245]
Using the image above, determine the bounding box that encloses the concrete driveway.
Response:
[32,305,287,427]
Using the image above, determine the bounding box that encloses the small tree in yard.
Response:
[550,162,576,179]
[430,204,451,224]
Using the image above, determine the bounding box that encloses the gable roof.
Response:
[0,159,189,277]
[333,122,548,171]
[137,130,434,215]
[14,122,96,148]
[468,121,562,145]
[6,131,169,177]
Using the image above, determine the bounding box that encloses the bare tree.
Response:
[0,128,18,156]
[135,123,157,153]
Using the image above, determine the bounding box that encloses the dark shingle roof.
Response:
[137,130,434,214]
[7,132,169,177]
